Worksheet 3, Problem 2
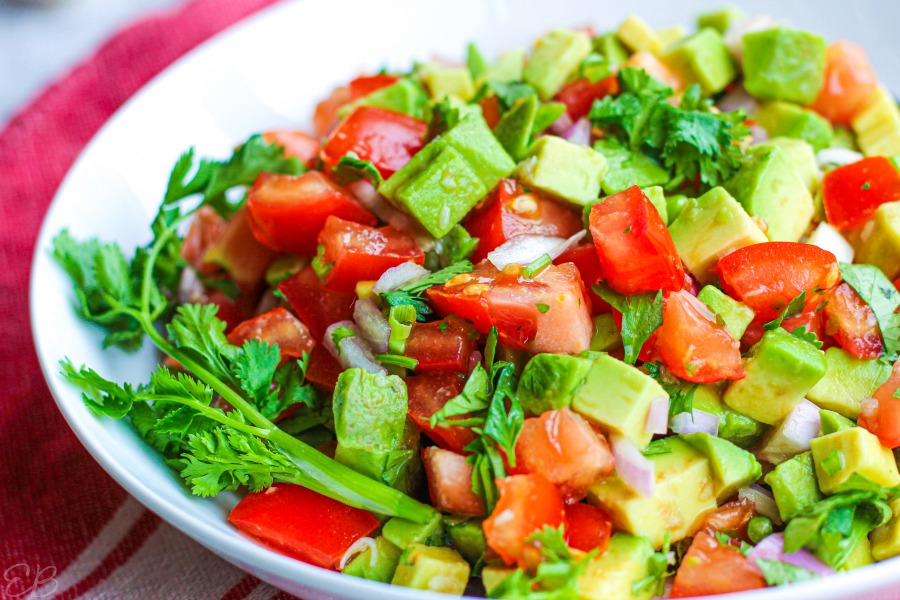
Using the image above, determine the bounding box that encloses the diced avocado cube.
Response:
[593,140,668,195]
[616,15,663,55]
[577,533,655,600]
[494,94,538,161]
[476,48,526,86]
[723,328,826,425]
[339,78,428,119]
[588,437,716,548]
[871,500,900,561]
[439,113,517,187]
[697,285,755,340]
[807,348,892,419]
[691,382,766,449]
[445,517,486,565]
[697,6,747,34]
[748,137,819,191]
[523,29,592,100]
[643,186,668,224]
[754,101,834,152]
[841,536,875,571]
[852,85,900,157]
[382,512,445,549]
[572,354,668,447]
[665,194,691,224]
[342,536,402,583]
[660,28,737,94]
[517,353,592,416]
[810,427,900,494]
[669,186,767,283]
[481,565,517,595]
[764,452,824,521]
[854,201,900,279]
[593,32,630,67]
[391,544,470,594]
[517,136,608,206]
[656,25,688,50]
[422,67,475,102]
[742,27,827,105]
[757,399,822,465]
[820,410,856,436]
[725,144,815,241]
[682,433,762,501]
[591,313,623,352]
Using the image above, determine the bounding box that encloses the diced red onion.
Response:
[717,85,759,115]
[757,400,821,465]
[549,111,574,135]
[323,321,386,375]
[487,231,587,271]
[807,222,854,264]
[725,15,778,64]
[178,267,206,305]
[611,434,655,498]
[338,536,377,570]
[670,409,720,436]
[353,298,391,354]
[372,261,431,295]
[738,484,782,524]
[749,123,769,144]
[817,148,864,169]
[747,532,835,578]
[645,396,670,435]
[561,118,591,146]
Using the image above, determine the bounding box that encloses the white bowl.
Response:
[29,0,900,598]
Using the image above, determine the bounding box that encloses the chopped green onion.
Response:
[523,253,552,279]
[311,244,333,280]
[375,354,419,369]
[388,304,416,355]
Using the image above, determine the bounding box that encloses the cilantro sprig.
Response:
[593,284,663,364]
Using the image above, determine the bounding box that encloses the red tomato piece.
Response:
[464,179,585,263]
[321,106,427,180]
[808,40,879,126]
[656,290,745,383]
[427,261,593,355]
[741,308,828,351]
[479,95,502,129]
[717,242,841,322]
[229,483,378,570]
[313,85,351,139]
[422,447,485,516]
[405,317,477,373]
[247,171,376,256]
[277,266,356,341]
[227,307,316,361]
[181,206,226,275]
[859,360,900,448]
[589,186,685,295]
[556,75,619,121]
[514,407,614,503]
[554,243,613,314]
[262,130,321,168]
[348,73,399,100]
[305,344,343,393]
[483,474,566,568]
[317,216,425,293]
[204,288,257,334]
[203,206,278,293]
[822,156,900,230]
[565,503,613,554]
[824,283,883,359]
[406,371,477,454]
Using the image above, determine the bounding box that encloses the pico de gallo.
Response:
[56,6,900,599]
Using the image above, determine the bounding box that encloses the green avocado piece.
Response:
[764,451,824,521]
[591,313,623,352]
[697,285,755,341]
[807,347,892,419]
[493,95,539,161]
[748,137,819,191]
[754,101,834,152]
[588,437,716,548]
[383,512,445,549]
[572,354,668,448]
[516,353,592,416]
[854,201,900,280]
[517,136,608,206]
[871,500,900,561]
[445,517,486,565]
[697,6,747,34]
[476,48,526,86]
[665,194,691,224]
[742,27,827,105]
[616,15,663,54]
[660,28,737,94]
[810,427,900,494]
[339,78,428,119]
[820,409,856,436]
[657,25,688,50]
[682,433,762,501]
[852,85,900,157]
[669,186,767,283]
[391,544,470,594]
[592,139,668,195]
[421,66,475,102]
[642,186,668,224]
[723,328,826,425]
[481,566,517,595]
[691,383,767,449]
[593,32,630,67]
[342,536,403,583]
[524,29,592,100]
[577,533,655,600]
[725,144,815,241]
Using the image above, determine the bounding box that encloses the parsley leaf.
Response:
[838,262,900,359]
[593,284,663,364]
[755,558,818,586]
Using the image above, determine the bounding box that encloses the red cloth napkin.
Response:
[0,1,291,598]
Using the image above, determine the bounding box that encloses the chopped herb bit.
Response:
[536,302,550,313]
[593,284,663,364]
[523,253,552,279]
[375,354,419,369]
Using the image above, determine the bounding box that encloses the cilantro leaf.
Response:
[483,364,524,465]
[755,558,818,586]
[632,531,674,596]
[332,154,384,187]
[166,303,238,380]
[593,284,663,364]
[791,325,824,349]
[426,225,479,270]
[381,290,433,322]
[430,363,491,427]
[396,260,474,295]
[645,362,697,417]
[764,292,807,331]
[838,262,900,359]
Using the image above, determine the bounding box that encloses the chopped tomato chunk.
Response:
[717,242,840,322]
[262,130,321,168]
[247,171,376,256]
[822,156,900,230]
[181,206,225,275]
[229,482,378,570]
[305,344,343,392]
[565,503,613,553]
[824,283,883,358]
[313,85,351,139]
[464,179,584,263]
[809,40,879,126]
[554,243,612,314]
[859,360,900,448]
[227,307,316,361]
[348,73,399,100]
[277,266,356,341]
[406,371,477,454]
[422,447,485,516]
[483,474,566,568]
[317,216,425,293]
[589,186,685,295]
[514,407,614,502]
[405,317,477,373]
[555,75,619,121]
[479,95,501,129]
[203,206,277,293]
